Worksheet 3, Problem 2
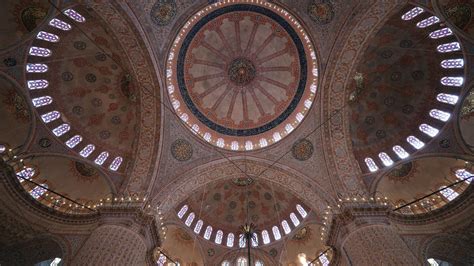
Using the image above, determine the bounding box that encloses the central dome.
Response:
[166,1,318,151]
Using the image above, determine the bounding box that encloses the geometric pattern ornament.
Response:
[166,0,319,151]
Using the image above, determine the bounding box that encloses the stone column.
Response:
[327,203,419,265]
[72,224,147,265]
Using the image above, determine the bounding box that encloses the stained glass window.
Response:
[239,234,246,248]
[157,253,167,266]
[296,204,308,218]
[439,186,459,201]
[215,230,223,244]
[419,124,439,137]
[49,18,72,31]
[221,261,230,266]
[440,59,464,69]
[378,152,394,166]
[262,230,270,244]
[251,232,258,247]
[407,136,424,149]
[29,46,52,57]
[416,16,439,28]
[79,144,95,158]
[63,9,86,23]
[272,226,282,240]
[429,28,453,39]
[401,7,424,20]
[226,233,234,247]
[429,109,451,122]
[66,135,82,148]
[52,123,70,137]
[282,220,291,234]
[27,80,49,90]
[290,212,300,227]
[455,169,473,184]
[319,254,330,266]
[30,184,48,199]
[436,93,458,105]
[41,111,60,123]
[16,167,35,182]
[194,220,203,234]
[441,77,464,87]
[236,257,247,266]
[204,226,213,240]
[185,212,195,226]
[231,141,239,151]
[26,63,48,73]
[177,205,188,219]
[36,31,59,42]
[32,96,53,107]
[364,157,379,172]
[94,151,109,165]
[437,42,461,53]
[255,260,264,266]
[109,157,123,171]
[393,145,409,159]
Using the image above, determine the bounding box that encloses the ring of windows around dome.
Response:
[25,8,123,172]
[176,204,309,248]
[363,6,466,173]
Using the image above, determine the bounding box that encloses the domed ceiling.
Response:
[166,0,318,151]
[26,5,138,172]
[181,177,307,234]
[349,5,465,172]
[0,76,30,149]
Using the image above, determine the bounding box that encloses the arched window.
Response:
[296,204,308,218]
[440,186,459,201]
[177,205,188,219]
[16,167,35,182]
[63,9,86,23]
[30,184,48,199]
[239,234,246,248]
[401,7,424,20]
[437,42,461,53]
[29,46,52,57]
[416,16,439,28]
[236,257,248,266]
[440,59,464,69]
[272,226,281,240]
[251,232,258,247]
[441,77,464,87]
[290,212,300,226]
[41,111,60,123]
[204,225,213,240]
[319,253,330,266]
[194,220,203,234]
[216,138,225,148]
[65,135,82,148]
[259,138,268,147]
[94,151,109,165]
[419,124,439,137]
[157,253,167,266]
[245,141,253,151]
[364,157,379,172]
[429,28,453,39]
[79,144,95,158]
[393,145,409,159]
[27,79,49,90]
[407,136,424,150]
[436,93,458,105]
[255,260,264,266]
[429,109,450,122]
[27,63,49,73]
[455,169,473,184]
[215,230,223,244]
[109,157,123,171]
[281,220,291,234]
[36,31,59,42]
[32,96,53,107]
[48,18,71,31]
[185,212,195,227]
[221,261,230,266]
[203,133,211,142]
[378,152,393,166]
[226,233,234,247]
[231,141,239,151]
[262,230,270,244]
[52,123,70,137]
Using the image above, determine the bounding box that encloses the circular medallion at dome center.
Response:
[166,1,318,151]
